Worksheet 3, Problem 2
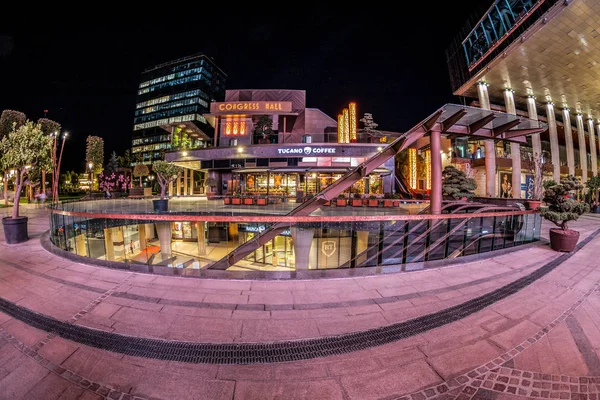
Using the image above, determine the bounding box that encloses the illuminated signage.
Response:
[239,225,291,236]
[211,101,293,114]
[277,146,336,155]
[321,240,336,257]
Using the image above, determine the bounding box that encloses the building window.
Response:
[229,139,238,146]
[302,135,312,144]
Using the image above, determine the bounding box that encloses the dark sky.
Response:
[0,5,487,172]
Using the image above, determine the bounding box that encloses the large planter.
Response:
[549,228,579,252]
[223,197,231,205]
[526,200,542,211]
[336,199,347,207]
[2,216,28,244]
[232,197,242,205]
[152,199,169,212]
[594,205,600,214]
[243,197,253,205]
[383,199,394,207]
[368,199,379,207]
[352,199,363,207]
[256,197,267,206]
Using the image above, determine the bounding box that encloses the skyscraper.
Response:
[131,54,226,165]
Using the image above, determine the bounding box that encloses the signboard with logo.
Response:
[277,146,336,156]
[210,101,293,114]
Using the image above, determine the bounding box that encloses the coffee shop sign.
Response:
[277,146,336,155]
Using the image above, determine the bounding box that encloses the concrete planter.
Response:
[2,216,28,244]
[152,199,169,212]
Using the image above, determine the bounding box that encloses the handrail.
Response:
[46,207,537,223]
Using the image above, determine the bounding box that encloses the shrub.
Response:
[540,176,589,231]
[442,165,477,200]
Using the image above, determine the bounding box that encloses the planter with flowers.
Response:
[336,194,347,207]
[368,195,379,207]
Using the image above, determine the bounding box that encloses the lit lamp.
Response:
[88,162,93,195]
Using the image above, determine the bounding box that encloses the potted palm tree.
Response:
[152,161,181,212]
[540,176,589,252]
[0,121,52,243]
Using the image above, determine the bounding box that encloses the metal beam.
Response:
[467,114,496,134]
[502,128,545,139]
[441,109,468,133]
[492,119,521,137]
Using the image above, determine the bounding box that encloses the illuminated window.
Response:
[425,150,431,190]
[225,118,232,135]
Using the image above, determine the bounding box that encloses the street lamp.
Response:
[53,131,68,203]
[88,162,93,196]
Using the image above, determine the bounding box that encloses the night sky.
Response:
[0,5,486,172]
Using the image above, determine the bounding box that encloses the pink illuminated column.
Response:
[430,130,442,215]
[504,89,521,198]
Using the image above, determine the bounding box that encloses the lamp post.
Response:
[53,132,68,204]
[88,162,93,196]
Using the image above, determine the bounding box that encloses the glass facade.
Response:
[48,208,541,272]
[131,54,226,165]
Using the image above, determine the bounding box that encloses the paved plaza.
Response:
[1,205,600,399]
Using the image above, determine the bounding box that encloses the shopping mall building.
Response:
[164,89,402,200]
[445,0,600,199]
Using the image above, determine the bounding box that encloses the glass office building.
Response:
[131,54,227,165]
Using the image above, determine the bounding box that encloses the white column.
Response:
[176,175,181,196]
[504,89,521,198]
[197,222,206,256]
[138,224,147,250]
[588,118,600,176]
[562,108,575,177]
[291,227,313,270]
[546,103,561,182]
[576,114,588,183]
[189,170,194,195]
[477,82,496,197]
[156,222,172,259]
[527,97,543,197]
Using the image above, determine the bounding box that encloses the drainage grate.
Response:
[1,229,598,365]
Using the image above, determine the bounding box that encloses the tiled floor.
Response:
[0,205,599,399]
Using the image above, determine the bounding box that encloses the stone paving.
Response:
[0,205,599,399]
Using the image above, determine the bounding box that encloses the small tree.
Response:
[118,149,132,169]
[204,177,217,193]
[152,161,181,199]
[37,118,61,136]
[442,165,477,200]
[586,175,600,206]
[253,115,273,140]
[0,121,52,219]
[105,151,119,173]
[1,110,26,205]
[540,176,590,231]
[133,164,149,187]
[85,135,104,175]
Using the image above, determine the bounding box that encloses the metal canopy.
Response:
[434,104,547,143]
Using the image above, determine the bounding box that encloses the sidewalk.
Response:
[0,209,599,399]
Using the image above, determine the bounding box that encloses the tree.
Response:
[0,110,26,139]
[359,113,379,133]
[133,164,149,187]
[118,149,132,169]
[85,136,104,175]
[540,176,590,231]
[521,151,545,200]
[152,161,181,199]
[105,151,119,173]
[253,115,273,140]
[442,165,477,200]
[586,175,600,206]
[1,110,26,205]
[37,118,61,136]
[0,121,52,219]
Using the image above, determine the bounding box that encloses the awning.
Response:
[232,168,270,174]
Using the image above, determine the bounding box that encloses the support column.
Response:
[168,181,173,197]
[527,97,543,166]
[138,224,147,250]
[291,227,313,270]
[563,108,575,176]
[183,168,188,196]
[576,114,588,183]
[356,231,369,265]
[504,89,521,198]
[546,103,561,182]
[592,119,599,177]
[430,130,442,214]
[104,227,115,261]
[189,170,194,195]
[156,222,172,259]
[176,174,181,196]
[75,233,87,256]
[42,171,46,195]
[145,223,155,240]
[477,82,496,197]
[197,222,206,256]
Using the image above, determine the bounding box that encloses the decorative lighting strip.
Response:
[342,108,350,144]
[349,102,357,142]
[425,150,431,190]
[409,148,417,189]
[338,114,345,143]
